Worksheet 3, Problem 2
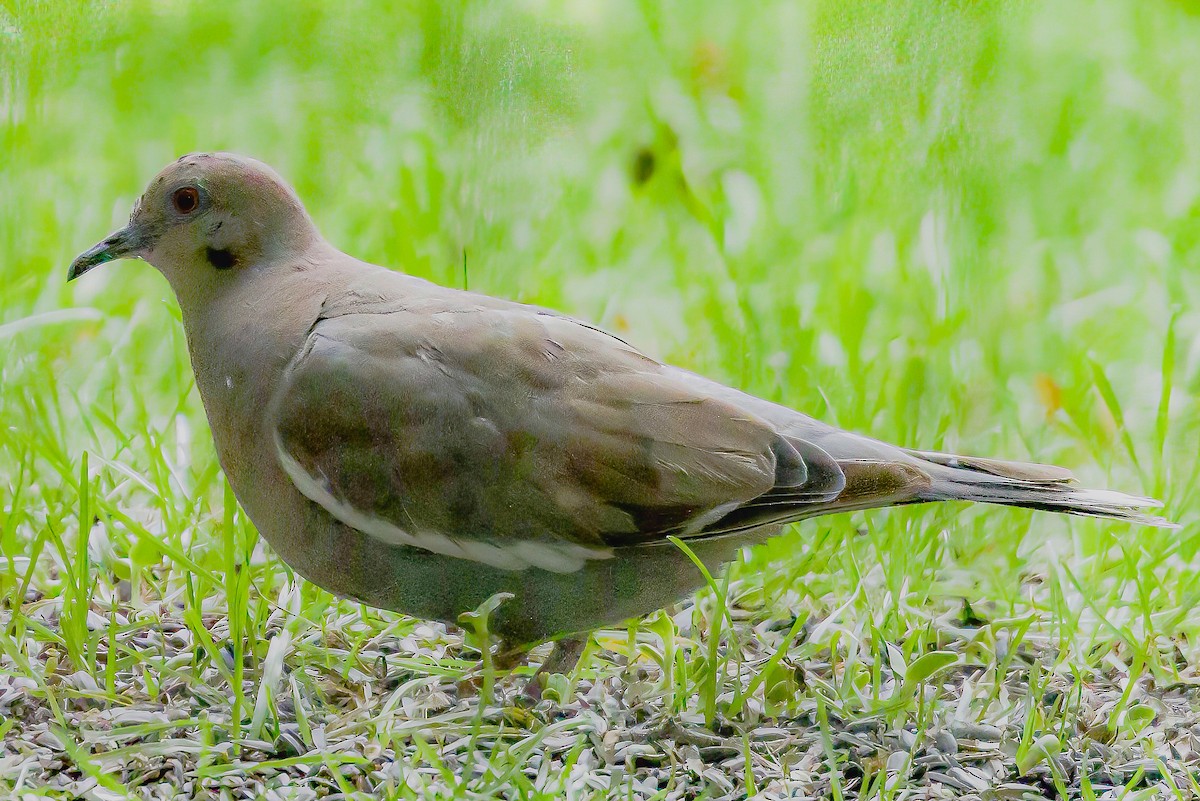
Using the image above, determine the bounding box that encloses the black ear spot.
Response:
[206,247,236,270]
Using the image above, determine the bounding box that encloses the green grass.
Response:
[3,0,1200,797]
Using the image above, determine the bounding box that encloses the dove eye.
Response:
[172,187,200,214]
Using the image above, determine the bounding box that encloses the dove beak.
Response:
[68,223,145,281]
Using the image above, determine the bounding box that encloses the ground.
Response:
[2,1,1200,798]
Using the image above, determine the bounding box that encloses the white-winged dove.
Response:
[69,153,1169,687]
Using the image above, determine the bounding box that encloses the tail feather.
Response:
[908,449,1075,484]
[909,449,1174,529]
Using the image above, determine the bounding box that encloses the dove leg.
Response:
[494,641,531,672]
[521,636,588,702]
[540,636,587,676]
[455,641,529,698]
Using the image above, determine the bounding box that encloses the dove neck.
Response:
[176,248,346,449]
[164,230,329,311]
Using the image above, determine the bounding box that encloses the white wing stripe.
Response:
[274,435,610,573]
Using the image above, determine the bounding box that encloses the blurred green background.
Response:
[2,0,1200,775]
[6,0,1197,454]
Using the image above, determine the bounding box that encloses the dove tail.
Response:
[909,449,1174,528]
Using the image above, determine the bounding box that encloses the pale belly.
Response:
[236,463,774,645]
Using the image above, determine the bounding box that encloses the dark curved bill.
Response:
[68,224,143,281]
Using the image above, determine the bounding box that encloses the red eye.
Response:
[172,187,199,214]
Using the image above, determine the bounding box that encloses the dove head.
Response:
[69,153,323,298]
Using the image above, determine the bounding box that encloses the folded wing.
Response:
[269,290,846,573]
